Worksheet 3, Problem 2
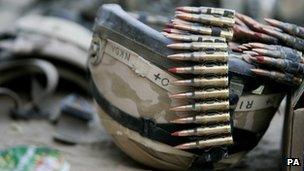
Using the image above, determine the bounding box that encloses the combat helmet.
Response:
[88,4,287,170]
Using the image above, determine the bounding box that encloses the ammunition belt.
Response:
[163,6,235,150]
[90,4,261,165]
[90,80,230,163]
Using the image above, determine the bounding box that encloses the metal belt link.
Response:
[163,6,235,150]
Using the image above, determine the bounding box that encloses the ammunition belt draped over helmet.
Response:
[88,4,287,170]
[163,6,234,150]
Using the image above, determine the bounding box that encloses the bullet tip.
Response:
[251,48,266,55]
[242,55,251,63]
[260,27,272,33]
[175,13,182,17]
[251,68,265,75]
[174,144,189,149]
[168,67,177,73]
[165,23,174,28]
[253,32,263,38]
[170,119,182,124]
[167,54,176,59]
[163,28,172,33]
[175,7,183,11]
[171,132,179,136]
[167,44,174,48]
[248,42,264,48]
[255,56,265,63]
[250,68,258,72]
[168,93,185,99]
[248,56,256,61]
[238,45,248,50]
[243,44,252,48]
[169,107,175,111]
[169,106,184,112]
[168,94,174,98]
[170,80,183,86]
[247,51,259,56]
[264,18,276,24]
[231,47,242,52]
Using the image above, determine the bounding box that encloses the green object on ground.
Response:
[0,146,70,171]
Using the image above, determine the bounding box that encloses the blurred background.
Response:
[1,0,304,32]
[0,0,302,170]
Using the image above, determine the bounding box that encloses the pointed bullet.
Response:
[170,101,229,112]
[162,28,188,34]
[251,68,268,76]
[252,48,273,57]
[168,65,228,75]
[238,45,249,50]
[176,7,235,18]
[165,23,174,28]
[249,56,265,63]
[248,42,264,48]
[164,33,226,42]
[251,56,304,75]
[175,13,235,27]
[264,18,283,27]
[242,43,252,48]
[242,51,259,56]
[242,55,253,64]
[251,68,302,85]
[170,112,230,124]
[231,47,243,53]
[265,18,304,39]
[262,26,292,41]
[171,18,199,26]
[167,42,228,51]
[168,67,177,73]
[167,52,228,62]
[161,31,169,36]
[249,43,285,51]
[250,45,304,63]
[171,125,231,137]
[173,24,233,39]
[171,77,228,87]
[261,27,304,52]
[175,136,233,149]
[169,89,229,100]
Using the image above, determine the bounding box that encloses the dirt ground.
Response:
[0,95,284,171]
